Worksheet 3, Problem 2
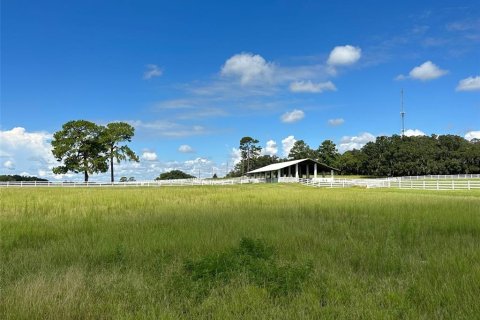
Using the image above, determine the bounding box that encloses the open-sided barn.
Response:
[247,158,339,182]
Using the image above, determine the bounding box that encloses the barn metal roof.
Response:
[247,158,338,174]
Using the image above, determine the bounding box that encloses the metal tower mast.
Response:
[400,89,406,137]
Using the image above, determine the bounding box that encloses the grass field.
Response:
[1,185,480,319]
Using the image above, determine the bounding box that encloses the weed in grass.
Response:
[184,237,312,298]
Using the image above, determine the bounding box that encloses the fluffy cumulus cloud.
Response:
[0,127,56,176]
[281,109,305,123]
[338,132,376,153]
[404,129,426,137]
[230,148,242,165]
[327,45,362,66]
[289,80,337,93]
[141,151,158,161]
[328,118,345,126]
[143,64,162,79]
[264,140,278,156]
[456,76,480,91]
[465,131,480,141]
[221,53,275,85]
[178,144,195,153]
[397,61,448,81]
[281,135,297,157]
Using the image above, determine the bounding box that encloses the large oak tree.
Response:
[51,120,108,182]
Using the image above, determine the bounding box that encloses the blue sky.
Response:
[1,0,479,180]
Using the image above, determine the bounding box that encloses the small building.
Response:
[247,158,339,183]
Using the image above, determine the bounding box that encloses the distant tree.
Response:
[119,176,128,182]
[288,140,314,160]
[128,176,136,182]
[155,170,196,180]
[239,137,262,174]
[102,122,139,182]
[253,155,281,169]
[0,175,48,182]
[51,120,108,182]
[212,173,218,179]
[316,140,339,166]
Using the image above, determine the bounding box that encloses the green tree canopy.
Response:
[239,136,262,174]
[155,170,196,180]
[51,120,108,182]
[316,140,339,166]
[102,122,139,182]
[288,140,314,160]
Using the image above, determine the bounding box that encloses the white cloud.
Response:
[327,45,362,66]
[143,64,162,79]
[128,120,209,137]
[230,148,242,165]
[221,53,275,85]
[456,76,480,91]
[465,131,480,141]
[289,80,337,93]
[281,135,297,157]
[141,151,158,161]
[338,132,376,153]
[3,160,15,170]
[328,118,345,126]
[397,61,448,81]
[178,144,195,153]
[0,127,56,175]
[404,129,426,137]
[264,140,278,156]
[281,109,305,123]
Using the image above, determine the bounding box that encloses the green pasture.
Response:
[1,185,479,319]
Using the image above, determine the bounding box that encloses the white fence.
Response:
[298,178,480,190]
[393,174,480,180]
[1,176,479,191]
[0,178,265,188]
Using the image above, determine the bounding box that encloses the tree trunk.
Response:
[110,147,114,182]
[84,170,89,182]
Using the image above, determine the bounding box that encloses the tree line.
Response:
[227,134,480,177]
[0,175,48,182]
[51,120,139,182]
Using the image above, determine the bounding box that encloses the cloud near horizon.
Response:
[338,132,376,153]
[281,135,297,157]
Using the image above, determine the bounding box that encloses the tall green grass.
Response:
[1,185,479,319]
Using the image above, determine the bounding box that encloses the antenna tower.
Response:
[400,89,406,137]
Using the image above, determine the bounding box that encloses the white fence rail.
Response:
[0,178,265,188]
[298,178,480,190]
[392,174,480,180]
[2,176,479,191]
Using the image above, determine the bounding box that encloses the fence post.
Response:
[437,181,439,190]
[423,181,425,190]
[468,180,470,190]
[452,180,454,190]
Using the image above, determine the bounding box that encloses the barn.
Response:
[246,158,339,183]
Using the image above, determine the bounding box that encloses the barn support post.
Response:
[295,163,299,179]
[314,163,317,179]
[288,166,291,177]
[306,165,310,179]
[331,169,334,180]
